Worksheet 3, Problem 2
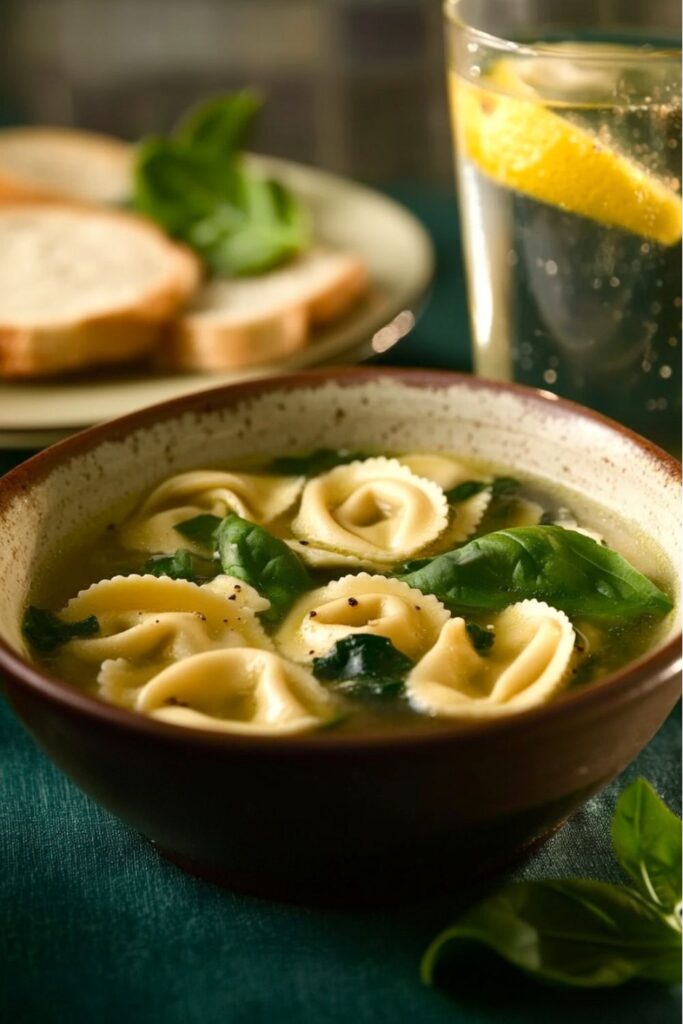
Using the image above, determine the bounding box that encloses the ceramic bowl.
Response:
[0,368,680,903]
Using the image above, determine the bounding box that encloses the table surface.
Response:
[0,188,680,1023]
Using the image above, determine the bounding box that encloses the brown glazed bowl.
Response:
[0,368,680,903]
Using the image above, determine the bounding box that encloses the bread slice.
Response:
[0,127,132,204]
[0,204,201,377]
[167,247,368,371]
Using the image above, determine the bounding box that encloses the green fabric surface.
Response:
[0,192,680,1022]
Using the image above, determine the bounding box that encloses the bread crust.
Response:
[0,127,132,204]
[0,203,201,377]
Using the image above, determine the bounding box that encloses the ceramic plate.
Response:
[0,155,434,448]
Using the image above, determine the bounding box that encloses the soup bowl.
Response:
[0,367,680,903]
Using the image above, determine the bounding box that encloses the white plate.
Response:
[0,155,434,448]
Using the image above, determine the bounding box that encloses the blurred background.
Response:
[0,0,455,189]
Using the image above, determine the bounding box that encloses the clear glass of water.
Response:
[445,0,682,452]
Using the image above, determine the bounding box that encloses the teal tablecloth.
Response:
[0,190,680,1023]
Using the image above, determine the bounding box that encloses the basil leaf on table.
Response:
[313,634,412,700]
[174,514,223,550]
[401,526,672,620]
[22,607,99,653]
[216,513,311,623]
[268,448,370,477]
[612,778,682,914]
[133,93,310,275]
[421,878,682,989]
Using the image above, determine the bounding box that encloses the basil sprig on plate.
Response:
[134,91,310,275]
[401,526,672,620]
[422,778,682,989]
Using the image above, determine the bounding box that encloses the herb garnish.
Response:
[141,548,213,582]
[134,92,310,275]
[445,477,520,504]
[313,634,412,700]
[422,778,682,989]
[268,448,370,477]
[22,607,99,653]
[216,513,311,623]
[401,526,672,620]
[174,513,223,549]
[465,622,495,653]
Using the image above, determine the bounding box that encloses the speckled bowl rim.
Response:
[0,366,680,754]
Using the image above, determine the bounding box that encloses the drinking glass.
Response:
[445,0,682,452]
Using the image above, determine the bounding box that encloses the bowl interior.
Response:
[0,372,679,676]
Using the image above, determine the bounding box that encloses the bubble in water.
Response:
[650,301,663,315]
[659,365,673,379]
[543,369,558,384]
[641,243,651,254]
[592,278,603,290]
[642,360,652,372]
[470,65,481,79]
[609,277,620,288]
[545,260,558,276]
[668,336,678,347]
[467,41,479,53]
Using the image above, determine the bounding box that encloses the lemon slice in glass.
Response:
[451,66,682,246]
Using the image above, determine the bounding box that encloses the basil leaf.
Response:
[22,607,99,653]
[422,879,682,989]
[465,622,494,653]
[174,514,223,549]
[133,95,309,276]
[142,549,198,581]
[612,778,682,914]
[268,448,369,477]
[176,90,261,155]
[393,557,433,575]
[401,526,672,620]
[491,476,520,497]
[313,634,412,700]
[445,480,489,503]
[216,513,311,623]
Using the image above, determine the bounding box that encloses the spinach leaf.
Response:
[22,607,99,653]
[268,448,369,477]
[216,513,311,623]
[445,480,489,503]
[422,878,681,989]
[142,549,199,581]
[313,634,412,700]
[465,622,494,653]
[133,94,310,275]
[491,476,520,497]
[174,513,223,549]
[401,526,672,620]
[612,778,682,914]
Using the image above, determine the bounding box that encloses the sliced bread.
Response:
[0,127,133,204]
[167,247,368,371]
[0,204,201,377]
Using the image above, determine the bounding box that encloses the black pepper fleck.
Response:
[309,610,317,617]
[348,597,359,607]
[228,594,237,601]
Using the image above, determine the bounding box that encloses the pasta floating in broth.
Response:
[23,450,674,737]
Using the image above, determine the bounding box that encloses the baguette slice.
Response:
[0,127,132,204]
[0,204,201,377]
[167,247,368,372]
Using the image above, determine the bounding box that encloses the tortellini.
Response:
[292,457,448,563]
[398,452,492,544]
[407,599,575,719]
[56,574,272,706]
[118,469,303,554]
[275,573,450,662]
[135,648,338,735]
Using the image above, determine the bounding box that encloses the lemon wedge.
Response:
[451,72,682,246]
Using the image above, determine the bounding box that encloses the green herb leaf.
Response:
[176,90,262,155]
[313,634,412,700]
[133,95,310,275]
[268,448,370,477]
[491,476,520,497]
[465,622,495,653]
[422,878,682,989]
[216,513,311,622]
[401,526,672,620]
[22,607,99,653]
[142,549,198,581]
[174,513,223,549]
[445,480,489,503]
[612,778,682,915]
